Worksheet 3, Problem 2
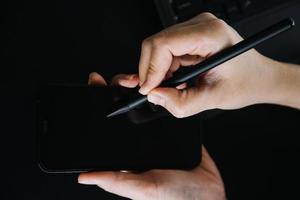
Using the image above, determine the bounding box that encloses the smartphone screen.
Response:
[36,84,202,173]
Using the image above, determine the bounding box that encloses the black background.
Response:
[2,0,300,199]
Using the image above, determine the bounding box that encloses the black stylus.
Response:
[107,18,295,118]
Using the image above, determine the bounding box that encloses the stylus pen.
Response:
[107,18,295,118]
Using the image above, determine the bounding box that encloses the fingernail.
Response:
[139,87,147,95]
[89,72,98,79]
[148,93,162,105]
[125,74,135,80]
[139,79,151,94]
[78,178,96,185]
[139,84,150,95]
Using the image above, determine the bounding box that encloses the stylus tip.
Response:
[106,107,129,118]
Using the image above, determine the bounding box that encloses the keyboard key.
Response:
[224,1,241,19]
[238,0,252,13]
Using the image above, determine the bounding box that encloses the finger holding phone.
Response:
[79,73,225,200]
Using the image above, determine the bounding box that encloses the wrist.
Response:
[262,58,300,109]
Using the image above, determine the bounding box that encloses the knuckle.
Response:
[142,38,151,49]
[151,37,164,47]
[151,32,168,48]
[168,101,186,118]
[148,61,168,75]
[147,63,157,74]
[142,32,169,51]
[172,106,186,118]
[210,18,228,31]
[170,91,189,118]
[198,12,217,19]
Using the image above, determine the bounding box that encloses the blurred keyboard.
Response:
[154,0,297,27]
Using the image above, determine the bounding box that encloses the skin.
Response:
[138,13,300,117]
[79,72,226,200]
[78,12,300,199]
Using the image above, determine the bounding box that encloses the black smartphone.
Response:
[36,84,202,173]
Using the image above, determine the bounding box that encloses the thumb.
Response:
[78,171,147,199]
[148,87,199,118]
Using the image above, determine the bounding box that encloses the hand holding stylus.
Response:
[136,13,300,117]
[79,12,300,200]
[108,13,297,118]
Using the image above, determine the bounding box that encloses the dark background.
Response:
[2,0,300,199]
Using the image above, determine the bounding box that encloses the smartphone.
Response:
[36,84,202,173]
